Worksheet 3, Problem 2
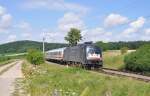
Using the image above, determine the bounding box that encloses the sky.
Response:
[0,0,150,44]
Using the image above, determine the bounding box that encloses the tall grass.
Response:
[21,61,150,96]
[0,56,12,66]
[0,55,25,66]
[103,51,125,69]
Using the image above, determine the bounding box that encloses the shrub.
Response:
[124,44,150,72]
[26,49,44,65]
[120,47,128,54]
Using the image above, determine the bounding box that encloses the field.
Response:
[0,56,12,66]
[0,54,25,67]
[103,50,126,70]
[20,60,150,96]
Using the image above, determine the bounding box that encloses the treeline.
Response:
[0,40,67,54]
[0,40,150,54]
[96,41,150,51]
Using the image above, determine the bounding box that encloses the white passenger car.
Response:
[45,47,66,60]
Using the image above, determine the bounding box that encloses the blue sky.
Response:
[0,0,150,44]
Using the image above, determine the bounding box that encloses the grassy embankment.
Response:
[20,61,150,96]
[0,56,13,66]
[103,50,125,70]
[0,54,25,66]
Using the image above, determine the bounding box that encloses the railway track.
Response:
[99,68,150,82]
[46,61,150,82]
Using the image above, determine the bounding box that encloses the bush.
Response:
[27,49,44,65]
[120,47,128,54]
[124,44,150,72]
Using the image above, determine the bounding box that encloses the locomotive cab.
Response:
[86,45,103,67]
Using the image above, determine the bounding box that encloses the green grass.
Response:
[103,51,125,70]
[0,54,25,68]
[21,61,150,96]
[0,57,13,66]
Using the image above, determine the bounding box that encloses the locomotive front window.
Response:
[86,46,101,54]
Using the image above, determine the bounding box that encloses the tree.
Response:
[95,41,110,51]
[26,49,44,65]
[65,28,82,46]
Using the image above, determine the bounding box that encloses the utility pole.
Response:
[43,32,45,54]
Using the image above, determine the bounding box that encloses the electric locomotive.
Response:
[45,42,103,68]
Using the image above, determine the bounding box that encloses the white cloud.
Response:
[7,35,16,42]
[41,27,113,43]
[83,27,112,42]
[58,12,86,32]
[40,31,66,43]
[16,21,32,32]
[0,6,12,33]
[122,28,137,36]
[22,33,32,39]
[122,17,146,36]
[0,14,12,29]
[130,17,146,28]
[38,12,86,43]
[44,12,86,43]
[17,21,31,30]
[22,0,89,14]
[104,13,128,27]
[12,21,33,40]
[144,28,150,35]
[0,6,6,16]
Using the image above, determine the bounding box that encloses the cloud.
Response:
[16,21,32,32]
[139,28,150,41]
[130,17,146,28]
[22,0,89,14]
[122,17,146,36]
[22,32,32,39]
[104,13,128,27]
[144,28,150,35]
[15,21,33,39]
[44,12,86,42]
[122,28,138,37]
[38,12,86,43]
[58,12,86,32]
[83,27,112,42]
[7,35,16,42]
[0,6,6,16]
[37,15,148,43]
[44,31,66,42]
[0,6,12,33]
[0,14,12,28]
[17,21,31,30]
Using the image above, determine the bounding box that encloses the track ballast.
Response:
[98,68,150,82]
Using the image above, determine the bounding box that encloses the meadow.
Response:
[0,56,13,66]
[20,60,150,96]
[103,50,125,70]
[0,54,25,66]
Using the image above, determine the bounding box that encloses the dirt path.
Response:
[0,61,23,96]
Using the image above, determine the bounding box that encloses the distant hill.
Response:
[0,40,150,54]
[0,40,68,54]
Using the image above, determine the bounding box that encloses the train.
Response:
[45,42,103,69]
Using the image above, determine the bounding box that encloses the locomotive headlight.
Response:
[87,53,101,60]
